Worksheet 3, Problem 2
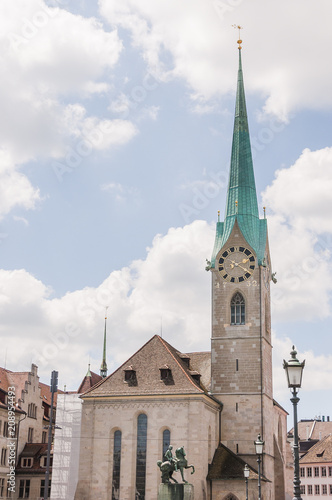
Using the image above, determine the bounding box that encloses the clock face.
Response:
[218,246,256,283]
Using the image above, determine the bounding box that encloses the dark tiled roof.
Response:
[78,371,103,394]
[207,443,258,480]
[82,335,212,399]
[16,443,50,474]
[300,434,332,464]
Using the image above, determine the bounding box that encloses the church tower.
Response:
[209,40,274,484]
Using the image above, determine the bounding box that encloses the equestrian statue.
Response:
[157,445,195,484]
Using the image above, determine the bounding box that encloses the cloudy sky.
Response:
[0,0,332,422]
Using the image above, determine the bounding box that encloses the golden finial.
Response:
[232,24,243,50]
[218,210,220,222]
[105,305,109,320]
[263,206,266,219]
[235,200,238,213]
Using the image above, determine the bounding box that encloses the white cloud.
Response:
[1,221,214,389]
[99,0,332,121]
[263,147,332,321]
[0,152,41,219]
[272,334,332,418]
[0,1,142,217]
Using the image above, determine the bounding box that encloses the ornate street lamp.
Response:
[244,464,250,500]
[283,346,305,500]
[254,434,264,500]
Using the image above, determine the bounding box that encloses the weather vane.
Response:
[232,24,243,49]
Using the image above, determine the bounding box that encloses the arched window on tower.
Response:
[230,292,245,325]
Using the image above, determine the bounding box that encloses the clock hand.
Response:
[242,258,249,264]
[238,264,252,273]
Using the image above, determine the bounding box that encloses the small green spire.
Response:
[100,308,108,378]
[86,363,92,377]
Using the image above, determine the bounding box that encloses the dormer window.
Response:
[159,366,174,385]
[179,354,190,367]
[21,457,32,468]
[41,456,53,467]
[124,366,137,386]
[189,371,201,385]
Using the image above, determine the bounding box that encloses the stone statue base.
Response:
[158,483,194,500]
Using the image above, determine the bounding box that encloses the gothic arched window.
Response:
[136,414,147,499]
[230,292,245,325]
[162,429,170,461]
[112,430,121,500]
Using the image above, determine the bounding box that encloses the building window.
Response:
[1,448,7,466]
[314,466,319,477]
[3,422,8,437]
[40,480,51,498]
[307,467,312,477]
[136,414,147,500]
[329,466,332,477]
[230,293,245,325]
[315,484,320,495]
[42,431,47,443]
[27,404,37,419]
[112,430,121,500]
[308,484,312,495]
[322,484,327,495]
[0,478,4,497]
[329,485,332,494]
[300,467,305,477]
[162,430,170,461]
[18,480,30,498]
[235,359,239,371]
[321,466,326,477]
[21,458,32,468]
[300,485,305,494]
[6,479,12,498]
[41,456,53,467]
[27,428,33,443]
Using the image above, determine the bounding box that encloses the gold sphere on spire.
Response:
[232,24,243,49]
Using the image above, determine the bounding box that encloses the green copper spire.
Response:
[226,49,258,219]
[211,45,267,267]
[100,308,108,378]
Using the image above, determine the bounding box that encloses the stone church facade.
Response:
[73,45,288,500]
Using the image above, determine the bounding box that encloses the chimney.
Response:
[323,416,325,422]
[327,416,330,422]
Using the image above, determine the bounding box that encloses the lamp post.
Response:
[254,434,264,500]
[283,346,305,500]
[244,464,249,500]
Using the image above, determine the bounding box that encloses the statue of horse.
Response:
[157,446,195,484]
